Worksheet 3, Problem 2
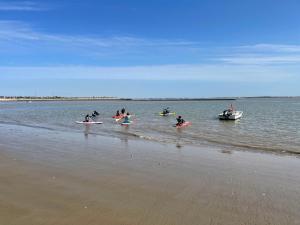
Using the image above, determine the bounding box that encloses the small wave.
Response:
[114,130,157,141]
[0,121,56,131]
[186,134,300,155]
[112,129,300,155]
[1,120,299,156]
[143,127,300,155]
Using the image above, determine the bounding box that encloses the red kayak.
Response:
[112,114,124,119]
[175,121,191,128]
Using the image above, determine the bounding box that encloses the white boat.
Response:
[218,110,243,120]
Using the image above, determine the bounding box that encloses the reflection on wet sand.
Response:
[84,125,91,139]
[1,124,300,225]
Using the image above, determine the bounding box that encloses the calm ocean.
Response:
[1,98,299,153]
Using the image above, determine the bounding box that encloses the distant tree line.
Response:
[0,96,63,99]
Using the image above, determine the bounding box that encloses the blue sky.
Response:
[0,0,300,97]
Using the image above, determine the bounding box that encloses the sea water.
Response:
[0,98,299,153]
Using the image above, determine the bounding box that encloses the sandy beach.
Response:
[1,0,300,223]
[0,124,299,225]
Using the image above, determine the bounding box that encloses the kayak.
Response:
[76,121,103,124]
[174,121,191,128]
[159,112,176,116]
[112,114,124,119]
[121,121,133,126]
[113,115,125,122]
[115,117,123,122]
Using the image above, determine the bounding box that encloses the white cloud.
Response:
[0,21,40,40]
[0,20,299,82]
[0,20,202,63]
[237,44,300,53]
[0,1,47,11]
[221,43,300,65]
[221,55,300,65]
[0,20,199,48]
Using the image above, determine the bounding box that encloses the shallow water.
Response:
[0,98,299,153]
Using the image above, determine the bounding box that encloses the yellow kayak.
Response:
[159,112,176,116]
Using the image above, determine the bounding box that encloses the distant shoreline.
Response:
[0,96,299,102]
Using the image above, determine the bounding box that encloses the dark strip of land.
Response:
[1,96,299,102]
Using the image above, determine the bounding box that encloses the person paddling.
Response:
[176,115,185,126]
[121,108,126,114]
[123,112,131,123]
[116,110,120,116]
[92,110,99,117]
[162,107,170,115]
[84,114,90,122]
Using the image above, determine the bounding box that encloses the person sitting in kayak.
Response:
[123,112,131,123]
[115,110,120,116]
[84,114,90,122]
[121,108,126,114]
[176,116,185,126]
[162,107,170,115]
[92,110,99,117]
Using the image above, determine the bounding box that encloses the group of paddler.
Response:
[112,108,132,125]
[160,108,189,127]
[80,107,190,128]
[81,107,133,125]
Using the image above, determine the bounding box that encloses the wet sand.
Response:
[0,124,300,225]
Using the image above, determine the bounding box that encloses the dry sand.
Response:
[0,124,300,225]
